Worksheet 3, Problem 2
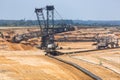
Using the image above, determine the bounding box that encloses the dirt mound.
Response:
[0,55,93,80]
[0,39,37,51]
[9,43,37,51]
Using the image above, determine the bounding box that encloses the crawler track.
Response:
[47,54,102,80]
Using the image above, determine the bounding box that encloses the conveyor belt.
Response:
[48,54,102,80]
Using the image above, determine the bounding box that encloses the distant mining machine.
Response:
[35,5,58,55]
[93,34,119,49]
[0,32,4,38]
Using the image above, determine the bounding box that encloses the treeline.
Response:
[0,20,120,27]
[0,20,73,27]
[0,20,37,26]
[73,20,120,27]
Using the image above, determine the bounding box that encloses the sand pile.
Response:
[8,43,37,51]
[0,38,37,51]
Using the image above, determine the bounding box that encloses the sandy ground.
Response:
[70,48,120,74]
[57,41,120,80]
[58,42,95,53]
[0,27,120,80]
[56,41,120,80]
[0,51,93,80]
[58,55,120,80]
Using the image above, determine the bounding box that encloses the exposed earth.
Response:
[0,27,120,80]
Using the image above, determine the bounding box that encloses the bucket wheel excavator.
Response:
[35,5,58,55]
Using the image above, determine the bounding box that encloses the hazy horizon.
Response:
[0,0,120,20]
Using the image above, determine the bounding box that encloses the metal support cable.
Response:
[55,9,64,20]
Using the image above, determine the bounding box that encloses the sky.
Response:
[0,0,120,20]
